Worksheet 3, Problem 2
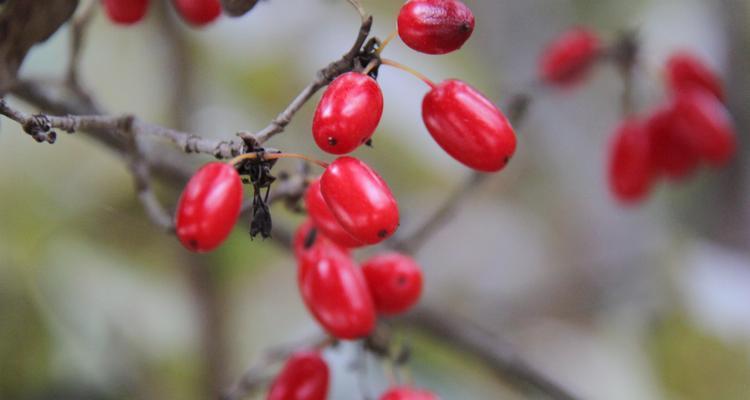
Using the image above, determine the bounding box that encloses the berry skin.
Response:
[312,72,384,154]
[422,80,516,172]
[362,253,423,315]
[397,0,475,55]
[608,119,654,203]
[539,28,600,86]
[645,105,700,180]
[674,88,736,166]
[175,162,243,252]
[297,237,376,340]
[171,0,221,26]
[305,178,364,248]
[320,157,399,245]
[666,52,725,102]
[380,387,439,400]
[267,351,329,400]
[104,0,150,25]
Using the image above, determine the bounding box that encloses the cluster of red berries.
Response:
[608,52,736,203]
[314,0,516,173]
[170,1,512,397]
[104,0,222,26]
[536,27,737,204]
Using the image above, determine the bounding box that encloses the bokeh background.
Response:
[1,0,749,399]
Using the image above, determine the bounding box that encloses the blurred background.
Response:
[1,0,749,399]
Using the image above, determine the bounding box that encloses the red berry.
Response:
[320,157,399,245]
[397,0,475,55]
[674,88,736,166]
[666,52,725,101]
[312,72,384,154]
[267,351,329,400]
[172,0,221,26]
[104,0,149,25]
[305,178,364,248]
[297,238,376,339]
[645,105,700,180]
[362,253,423,315]
[422,80,516,172]
[175,162,243,252]
[539,27,600,86]
[608,119,654,203]
[380,387,438,400]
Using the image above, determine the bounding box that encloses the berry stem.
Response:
[381,58,436,88]
[228,152,329,169]
[362,58,380,76]
[376,29,399,56]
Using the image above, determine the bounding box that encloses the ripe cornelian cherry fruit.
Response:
[305,178,364,248]
[674,88,736,166]
[312,72,384,154]
[297,234,376,339]
[608,119,654,203]
[539,27,600,86]
[398,0,475,55]
[362,253,423,315]
[267,351,329,400]
[380,387,438,400]
[171,0,221,26]
[320,157,399,245]
[175,162,243,252]
[104,0,149,25]
[422,80,516,172]
[666,52,725,102]
[645,105,700,180]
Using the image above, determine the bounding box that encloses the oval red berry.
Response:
[305,178,364,248]
[422,80,516,172]
[320,157,399,245]
[398,0,475,55]
[171,0,221,26]
[297,239,376,340]
[267,351,329,400]
[313,72,384,154]
[539,27,600,86]
[104,0,149,25]
[674,88,736,166]
[608,119,654,203]
[666,52,725,102]
[362,253,423,315]
[175,162,243,252]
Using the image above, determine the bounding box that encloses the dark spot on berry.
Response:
[364,139,373,147]
[377,229,388,238]
[460,21,471,32]
[328,137,337,146]
[503,156,510,165]
[304,227,318,249]
[189,239,198,249]
[396,275,407,286]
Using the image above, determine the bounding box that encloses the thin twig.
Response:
[66,0,97,92]
[252,15,373,144]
